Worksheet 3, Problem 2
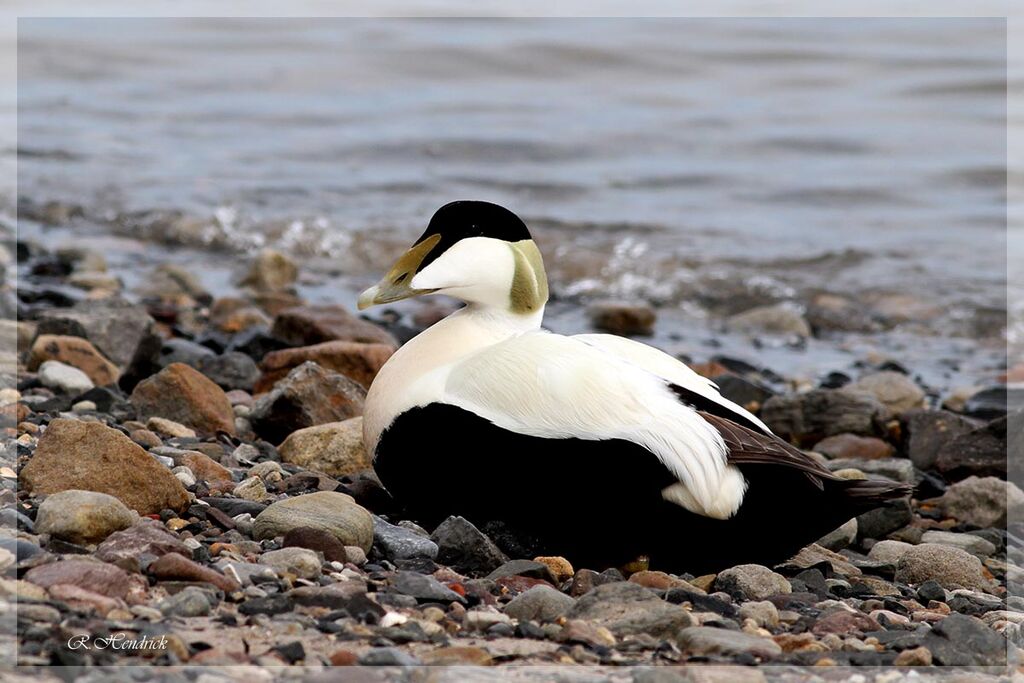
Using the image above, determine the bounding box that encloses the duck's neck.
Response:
[398,302,544,369]
[363,302,544,453]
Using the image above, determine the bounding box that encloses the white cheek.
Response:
[412,237,515,293]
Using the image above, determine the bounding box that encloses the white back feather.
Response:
[572,333,772,434]
[442,331,739,517]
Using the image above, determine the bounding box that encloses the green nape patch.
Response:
[509,240,549,314]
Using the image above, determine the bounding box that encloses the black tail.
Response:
[839,477,914,513]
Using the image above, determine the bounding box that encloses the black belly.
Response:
[374,403,860,575]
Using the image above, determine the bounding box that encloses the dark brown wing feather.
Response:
[698,411,914,504]
[698,411,844,490]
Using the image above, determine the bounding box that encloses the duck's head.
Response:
[358,200,548,314]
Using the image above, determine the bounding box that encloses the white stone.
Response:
[38,360,94,394]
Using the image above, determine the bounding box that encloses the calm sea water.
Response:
[15,18,1011,390]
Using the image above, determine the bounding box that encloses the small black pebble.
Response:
[819,371,851,388]
[917,579,946,604]
[271,641,305,664]
[316,619,344,634]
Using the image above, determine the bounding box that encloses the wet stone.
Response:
[665,587,738,618]
[903,409,980,471]
[94,519,191,573]
[503,585,576,622]
[158,338,215,368]
[430,515,508,576]
[939,475,1024,528]
[919,529,996,557]
[238,594,293,616]
[712,374,775,411]
[934,413,1010,480]
[373,515,439,561]
[714,564,792,601]
[895,543,990,592]
[856,498,912,541]
[923,613,1008,666]
[761,389,890,446]
[37,360,94,394]
[278,417,371,478]
[916,579,947,604]
[249,361,366,444]
[390,570,465,604]
[25,558,145,600]
[565,581,692,638]
[34,489,137,545]
[676,626,781,659]
[253,491,374,552]
[158,586,214,617]
[197,352,260,392]
[486,559,557,584]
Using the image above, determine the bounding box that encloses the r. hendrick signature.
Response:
[67,634,168,651]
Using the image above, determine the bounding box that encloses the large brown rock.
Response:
[278,417,371,477]
[25,558,147,601]
[130,362,236,435]
[249,361,366,444]
[257,340,394,392]
[271,305,397,347]
[20,419,189,514]
[28,334,120,386]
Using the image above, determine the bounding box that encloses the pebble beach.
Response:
[2,233,1020,681]
[4,14,1019,683]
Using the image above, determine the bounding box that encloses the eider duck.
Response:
[358,200,910,574]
